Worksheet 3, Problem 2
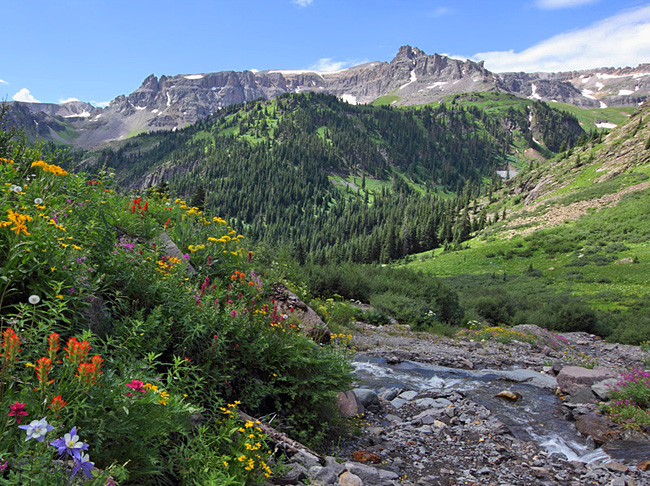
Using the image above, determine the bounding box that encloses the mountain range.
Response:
[4,45,650,149]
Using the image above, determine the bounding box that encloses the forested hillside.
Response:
[78,93,583,263]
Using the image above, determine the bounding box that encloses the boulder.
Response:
[158,232,197,275]
[574,412,621,445]
[275,463,308,485]
[339,471,364,486]
[556,366,618,394]
[291,450,322,470]
[337,391,365,418]
[591,378,619,400]
[564,387,596,406]
[353,388,380,411]
[344,462,381,484]
[271,282,331,343]
[398,390,418,401]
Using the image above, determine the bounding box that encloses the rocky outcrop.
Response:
[270,283,330,343]
[6,46,649,149]
[557,366,619,394]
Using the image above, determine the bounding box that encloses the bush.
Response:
[0,117,353,483]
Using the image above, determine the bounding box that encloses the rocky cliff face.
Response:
[4,46,650,148]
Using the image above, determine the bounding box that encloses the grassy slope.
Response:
[405,100,650,341]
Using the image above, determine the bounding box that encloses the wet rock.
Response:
[574,412,621,445]
[378,387,400,401]
[564,387,597,406]
[338,391,365,418]
[557,366,618,394]
[495,390,521,401]
[638,459,650,470]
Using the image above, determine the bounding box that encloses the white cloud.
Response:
[473,6,650,72]
[91,100,110,108]
[60,97,80,104]
[293,0,313,6]
[12,88,40,103]
[428,7,454,18]
[0,78,7,85]
[307,57,368,72]
[536,0,599,9]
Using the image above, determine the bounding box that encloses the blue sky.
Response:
[2,0,650,106]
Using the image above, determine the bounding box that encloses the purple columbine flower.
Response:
[49,426,89,459]
[18,418,53,442]
[70,452,94,479]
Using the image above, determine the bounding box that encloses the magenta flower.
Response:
[126,379,146,394]
[8,402,29,424]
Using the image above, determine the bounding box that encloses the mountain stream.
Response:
[352,356,618,464]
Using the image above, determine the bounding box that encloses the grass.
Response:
[552,103,636,130]
[372,90,401,106]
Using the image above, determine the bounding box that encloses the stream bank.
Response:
[272,322,650,486]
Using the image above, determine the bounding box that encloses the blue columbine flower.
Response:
[49,426,88,459]
[18,418,53,442]
[71,452,94,479]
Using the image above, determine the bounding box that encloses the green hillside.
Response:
[405,100,650,343]
[79,92,583,264]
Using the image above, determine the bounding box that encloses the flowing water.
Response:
[353,356,614,464]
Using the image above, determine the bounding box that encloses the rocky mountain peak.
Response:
[139,74,160,92]
[5,45,649,149]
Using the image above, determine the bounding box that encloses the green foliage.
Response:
[603,369,650,428]
[0,117,353,483]
[78,93,583,266]
[457,323,539,345]
[301,263,462,329]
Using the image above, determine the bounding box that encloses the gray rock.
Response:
[354,388,380,410]
[277,463,308,485]
[378,469,399,480]
[378,387,400,401]
[413,397,437,408]
[390,397,407,409]
[591,378,620,400]
[344,462,380,484]
[309,465,339,485]
[291,450,322,470]
[565,387,596,406]
[398,390,418,401]
[384,413,403,424]
[324,456,346,474]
